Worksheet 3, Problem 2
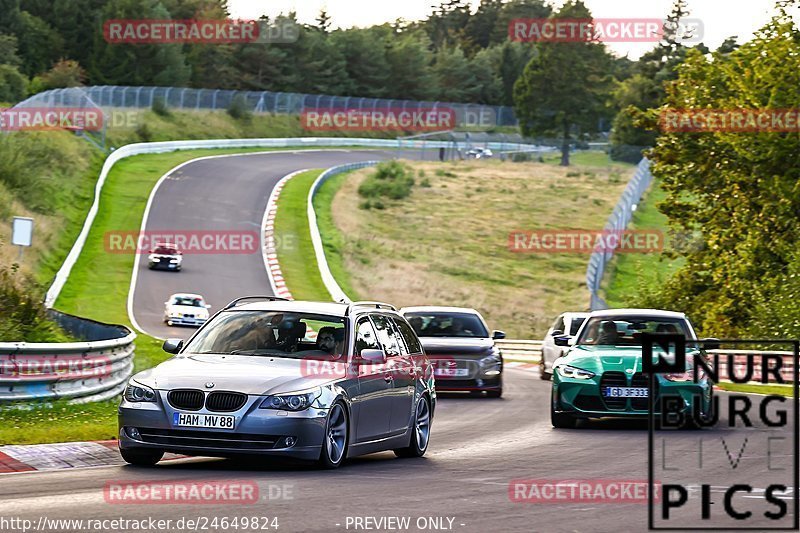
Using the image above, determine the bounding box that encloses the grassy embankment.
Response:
[276,152,635,339]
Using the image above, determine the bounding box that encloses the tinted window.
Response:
[393,317,423,354]
[404,312,489,338]
[577,317,691,346]
[356,318,381,356]
[568,317,586,336]
[371,315,402,357]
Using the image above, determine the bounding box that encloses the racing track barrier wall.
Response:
[0,311,135,404]
[585,157,653,310]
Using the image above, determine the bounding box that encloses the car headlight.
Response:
[556,365,595,380]
[169,311,182,318]
[169,258,179,263]
[479,354,501,366]
[124,382,157,402]
[260,388,321,411]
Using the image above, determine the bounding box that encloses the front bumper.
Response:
[118,393,328,461]
[164,316,207,327]
[149,261,181,270]
[430,356,503,391]
[554,377,710,419]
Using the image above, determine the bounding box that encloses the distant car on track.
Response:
[163,293,210,327]
[119,298,435,468]
[539,312,589,380]
[465,147,493,159]
[550,308,714,429]
[401,306,505,398]
[148,242,182,271]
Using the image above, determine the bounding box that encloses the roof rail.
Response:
[345,301,397,316]
[223,296,290,310]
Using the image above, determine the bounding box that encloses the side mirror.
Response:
[359,349,387,364]
[550,330,564,337]
[205,304,211,309]
[554,335,570,347]
[701,338,721,351]
[163,338,184,354]
[164,301,170,305]
[492,330,506,340]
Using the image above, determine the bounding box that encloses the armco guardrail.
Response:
[496,339,543,362]
[0,311,135,404]
[586,157,653,310]
[46,138,547,309]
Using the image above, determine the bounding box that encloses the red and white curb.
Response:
[0,440,186,474]
[261,169,310,302]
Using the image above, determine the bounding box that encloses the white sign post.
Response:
[11,216,33,262]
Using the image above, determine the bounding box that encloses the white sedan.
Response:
[163,293,210,327]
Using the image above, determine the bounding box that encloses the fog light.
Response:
[127,427,141,440]
[283,436,296,448]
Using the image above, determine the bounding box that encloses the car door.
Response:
[353,317,393,442]
[370,314,409,436]
[387,316,421,435]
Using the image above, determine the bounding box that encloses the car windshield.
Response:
[405,312,488,338]
[576,316,691,346]
[154,246,177,254]
[184,310,346,359]
[172,296,204,307]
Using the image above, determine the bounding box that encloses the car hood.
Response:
[561,345,699,374]
[419,337,495,357]
[167,304,207,315]
[132,354,335,395]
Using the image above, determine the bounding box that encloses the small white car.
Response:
[148,242,182,271]
[540,311,589,380]
[466,147,493,159]
[164,293,210,327]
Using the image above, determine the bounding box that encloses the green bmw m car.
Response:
[550,309,714,429]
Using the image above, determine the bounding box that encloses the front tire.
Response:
[539,358,552,380]
[120,447,163,466]
[394,395,431,458]
[551,389,577,429]
[318,402,348,469]
[486,388,502,398]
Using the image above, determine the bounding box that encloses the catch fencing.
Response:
[585,157,654,310]
[15,85,518,127]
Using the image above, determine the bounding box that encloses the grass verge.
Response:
[273,170,331,301]
[717,382,794,397]
[604,180,683,307]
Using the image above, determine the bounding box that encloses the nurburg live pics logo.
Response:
[644,334,799,530]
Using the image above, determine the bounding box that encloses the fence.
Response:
[15,85,519,127]
[0,311,135,404]
[585,157,654,310]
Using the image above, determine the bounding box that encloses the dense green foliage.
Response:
[0,262,71,342]
[358,160,415,208]
[637,12,800,337]
[1,0,555,107]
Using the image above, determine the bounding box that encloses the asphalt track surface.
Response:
[1,373,794,532]
[3,150,794,532]
[130,149,414,340]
